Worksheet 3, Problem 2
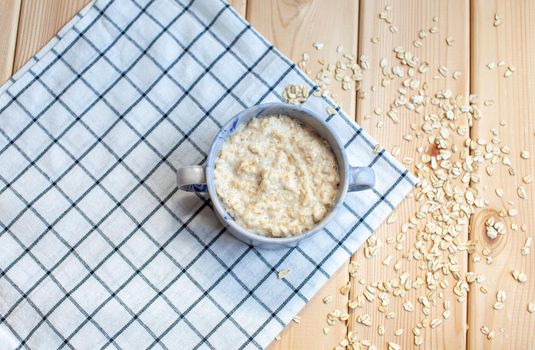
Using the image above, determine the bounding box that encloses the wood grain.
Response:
[350,1,470,349]
[247,0,360,118]
[228,0,247,18]
[247,0,359,348]
[469,1,535,348]
[13,0,89,72]
[0,0,22,84]
[269,266,350,349]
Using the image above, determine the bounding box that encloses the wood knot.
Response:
[470,208,508,256]
[427,143,439,157]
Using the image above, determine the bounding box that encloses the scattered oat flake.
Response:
[283,84,310,105]
[388,342,401,350]
[340,283,350,295]
[431,318,442,328]
[485,216,505,239]
[438,66,448,77]
[418,29,427,39]
[403,156,414,164]
[292,315,301,324]
[357,313,372,327]
[378,325,385,336]
[392,145,400,157]
[313,42,324,50]
[521,150,530,159]
[494,13,503,26]
[382,255,394,266]
[512,270,528,283]
[443,309,451,319]
[497,290,507,302]
[522,237,532,256]
[415,335,423,346]
[323,295,333,304]
[403,300,415,312]
[327,106,336,115]
[518,186,528,199]
[277,268,290,279]
[528,303,535,313]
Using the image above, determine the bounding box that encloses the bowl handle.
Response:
[348,166,375,192]
[176,165,208,193]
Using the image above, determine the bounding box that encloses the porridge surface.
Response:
[214,115,340,237]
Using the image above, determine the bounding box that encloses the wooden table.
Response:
[1,1,534,349]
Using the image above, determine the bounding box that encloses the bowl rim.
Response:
[206,102,349,245]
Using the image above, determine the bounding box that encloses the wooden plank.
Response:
[247,1,359,348]
[350,1,470,349]
[0,0,22,84]
[228,0,247,18]
[469,1,535,348]
[13,0,89,72]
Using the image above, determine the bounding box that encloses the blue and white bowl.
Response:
[177,102,375,249]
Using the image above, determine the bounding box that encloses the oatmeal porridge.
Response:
[214,115,340,237]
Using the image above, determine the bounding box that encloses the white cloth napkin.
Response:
[0,0,416,349]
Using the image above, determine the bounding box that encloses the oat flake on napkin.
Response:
[0,0,416,349]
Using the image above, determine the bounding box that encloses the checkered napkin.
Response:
[0,0,417,349]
